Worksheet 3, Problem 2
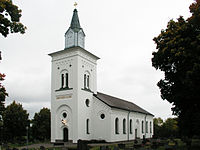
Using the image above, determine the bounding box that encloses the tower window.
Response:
[65,73,69,88]
[61,74,64,88]
[63,112,67,118]
[85,99,90,107]
[60,71,69,89]
[84,74,86,88]
[87,75,89,88]
[86,119,89,134]
[84,72,90,90]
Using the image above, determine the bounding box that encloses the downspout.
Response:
[144,114,147,138]
[127,111,131,141]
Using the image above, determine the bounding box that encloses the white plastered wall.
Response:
[91,97,111,141]
[50,50,80,143]
[110,108,154,142]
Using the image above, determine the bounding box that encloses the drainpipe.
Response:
[127,111,131,141]
[144,114,147,138]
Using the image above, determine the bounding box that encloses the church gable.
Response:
[92,95,111,115]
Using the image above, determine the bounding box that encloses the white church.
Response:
[49,8,154,143]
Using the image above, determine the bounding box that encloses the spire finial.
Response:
[74,2,78,8]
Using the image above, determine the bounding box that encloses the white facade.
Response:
[49,9,153,143]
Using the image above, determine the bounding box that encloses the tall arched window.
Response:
[61,70,69,89]
[150,121,152,133]
[84,74,86,88]
[84,72,90,89]
[61,74,64,88]
[146,121,148,133]
[115,118,119,134]
[86,119,89,134]
[130,119,132,134]
[87,75,89,88]
[142,121,144,133]
[123,118,126,134]
[65,73,69,88]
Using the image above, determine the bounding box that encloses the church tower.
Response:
[49,8,99,143]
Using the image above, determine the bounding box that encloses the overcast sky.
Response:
[0,0,194,119]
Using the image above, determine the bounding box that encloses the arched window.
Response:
[61,74,64,88]
[61,70,69,89]
[130,119,132,134]
[150,121,152,133]
[84,74,87,88]
[123,118,126,134]
[85,99,90,107]
[115,118,119,134]
[86,119,89,134]
[84,71,90,89]
[146,121,148,133]
[65,73,69,88]
[142,121,144,133]
[87,75,89,88]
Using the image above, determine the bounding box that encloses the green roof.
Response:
[70,9,81,32]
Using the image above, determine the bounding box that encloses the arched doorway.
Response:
[63,128,68,142]
[135,129,137,139]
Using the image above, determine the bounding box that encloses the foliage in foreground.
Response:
[2,101,29,143]
[0,0,26,37]
[152,0,200,137]
[0,102,50,144]
[32,108,51,141]
[0,73,7,117]
[0,0,26,143]
[154,117,179,138]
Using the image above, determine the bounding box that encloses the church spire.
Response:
[65,8,85,49]
[70,9,81,31]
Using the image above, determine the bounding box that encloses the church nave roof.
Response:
[94,92,153,116]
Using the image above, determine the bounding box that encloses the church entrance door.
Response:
[135,129,137,139]
[63,128,68,142]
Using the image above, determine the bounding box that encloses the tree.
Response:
[152,0,200,137]
[162,118,179,138]
[153,117,179,138]
[0,55,8,144]
[0,0,26,37]
[32,108,50,141]
[0,0,26,110]
[0,1,26,142]
[3,101,29,142]
[153,118,163,138]
[0,73,7,116]
[0,73,6,143]
[154,117,163,126]
[0,52,8,116]
[0,0,26,126]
